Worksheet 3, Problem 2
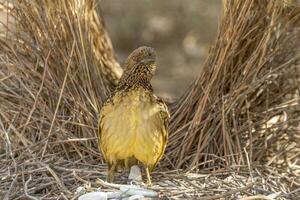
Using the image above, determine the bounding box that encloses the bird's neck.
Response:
[117,74,153,92]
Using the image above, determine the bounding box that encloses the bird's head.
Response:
[125,46,157,76]
[117,46,157,91]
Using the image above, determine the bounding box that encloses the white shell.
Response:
[78,192,108,200]
[128,165,142,182]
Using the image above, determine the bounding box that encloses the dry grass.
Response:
[0,0,117,159]
[168,0,300,171]
[0,0,300,199]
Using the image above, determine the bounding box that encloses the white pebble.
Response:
[76,186,86,195]
[128,165,142,182]
[78,192,108,200]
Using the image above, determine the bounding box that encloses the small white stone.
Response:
[128,165,142,182]
[78,192,108,200]
[120,187,158,197]
[128,194,145,200]
[76,186,86,195]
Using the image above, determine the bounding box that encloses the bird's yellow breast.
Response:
[99,87,167,168]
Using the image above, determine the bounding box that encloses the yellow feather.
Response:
[99,86,168,171]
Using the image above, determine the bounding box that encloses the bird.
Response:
[98,46,169,185]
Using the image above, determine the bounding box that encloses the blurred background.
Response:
[101,0,221,99]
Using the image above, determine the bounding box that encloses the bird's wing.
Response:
[98,109,105,158]
[98,96,113,141]
[98,100,110,162]
[157,96,170,132]
[151,95,170,170]
[98,110,103,144]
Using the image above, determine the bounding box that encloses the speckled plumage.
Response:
[98,46,169,185]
